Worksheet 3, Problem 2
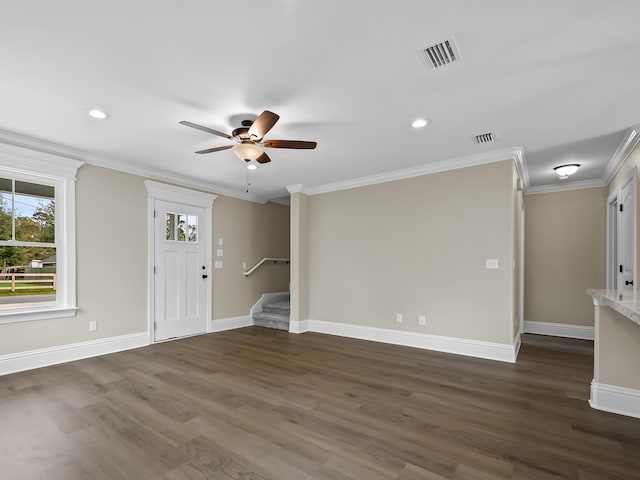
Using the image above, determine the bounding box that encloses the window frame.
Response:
[0,142,83,324]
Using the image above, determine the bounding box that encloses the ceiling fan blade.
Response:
[248,110,280,141]
[262,140,317,149]
[195,145,233,154]
[256,151,271,164]
[180,120,232,139]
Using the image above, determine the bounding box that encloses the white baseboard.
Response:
[210,315,253,333]
[524,320,594,340]
[0,332,149,376]
[513,333,522,358]
[289,319,310,334]
[590,380,640,419]
[290,319,518,363]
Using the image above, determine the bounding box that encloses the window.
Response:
[165,212,198,242]
[0,142,83,323]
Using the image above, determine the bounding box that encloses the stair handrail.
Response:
[243,257,290,277]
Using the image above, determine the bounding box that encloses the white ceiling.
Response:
[1,1,639,202]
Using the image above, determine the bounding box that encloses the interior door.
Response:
[154,200,209,341]
[618,176,636,291]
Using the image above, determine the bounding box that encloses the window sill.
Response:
[0,305,78,324]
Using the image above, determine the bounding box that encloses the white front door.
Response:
[618,176,636,291]
[154,199,209,341]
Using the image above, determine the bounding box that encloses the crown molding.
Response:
[512,148,530,191]
[144,180,217,207]
[287,147,525,196]
[286,184,306,194]
[86,151,268,204]
[601,124,640,184]
[526,179,607,195]
[0,128,269,204]
[524,124,640,196]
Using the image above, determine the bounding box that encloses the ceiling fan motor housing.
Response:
[231,126,251,141]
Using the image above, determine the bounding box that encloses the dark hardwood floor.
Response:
[0,329,639,479]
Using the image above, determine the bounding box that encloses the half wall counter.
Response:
[587,289,640,418]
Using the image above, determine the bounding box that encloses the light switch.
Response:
[215,261,224,269]
[217,249,223,257]
[486,259,499,270]
[218,238,223,246]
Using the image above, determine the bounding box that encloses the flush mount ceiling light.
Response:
[87,108,109,120]
[553,164,580,179]
[411,118,431,129]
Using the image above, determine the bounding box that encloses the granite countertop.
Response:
[587,289,640,326]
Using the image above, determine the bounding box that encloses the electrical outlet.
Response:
[418,315,426,326]
[89,321,97,332]
[396,313,403,323]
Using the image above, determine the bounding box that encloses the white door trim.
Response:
[519,200,525,335]
[606,168,637,291]
[144,181,217,343]
[606,191,618,290]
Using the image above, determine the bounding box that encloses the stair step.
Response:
[262,301,290,316]
[253,311,289,331]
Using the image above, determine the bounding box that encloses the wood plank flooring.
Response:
[0,329,639,479]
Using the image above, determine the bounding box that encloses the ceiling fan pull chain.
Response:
[246,168,251,193]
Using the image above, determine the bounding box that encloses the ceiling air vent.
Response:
[472,132,496,144]
[417,35,462,71]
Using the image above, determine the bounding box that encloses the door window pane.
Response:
[187,215,197,242]
[166,213,176,241]
[177,214,187,241]
[166,212,198,243]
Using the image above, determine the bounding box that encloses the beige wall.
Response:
[524,187,607,327]
[304,160,518,344]
[211,196,290,319]
[0,164,290,355]
[290,192,309,323]
[0,164,148,354]
[594,142,640,391]
[595,306,640,390]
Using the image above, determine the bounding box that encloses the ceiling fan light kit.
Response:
[180,110,317,166]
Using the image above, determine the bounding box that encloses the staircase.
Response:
[253,297,290,331]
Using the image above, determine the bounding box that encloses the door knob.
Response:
[202,274,208,279]
[625,280,633,286]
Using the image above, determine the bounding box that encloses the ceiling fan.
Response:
[180,110,317,164]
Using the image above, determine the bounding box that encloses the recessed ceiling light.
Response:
[247,164,258,170]
[411,118,430,129]
[87,108,109,120]
[553,164,580,178]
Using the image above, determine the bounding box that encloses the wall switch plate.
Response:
[89,321,97,332]
[215,261,224,269]
[486,259,499,269]
[242,262,247,270]
[396,313,403,323]
[217,249,223,257]
[418,315,426,326]
[218,238,223,246]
